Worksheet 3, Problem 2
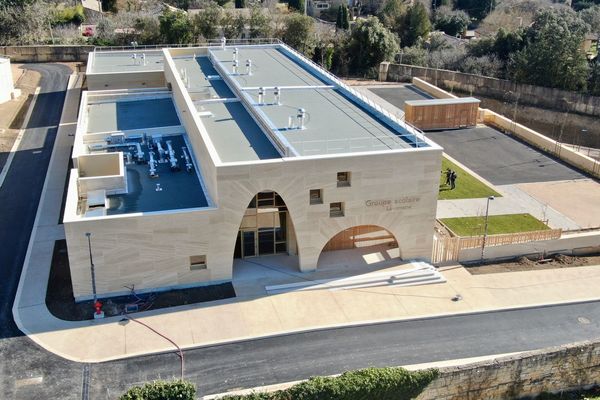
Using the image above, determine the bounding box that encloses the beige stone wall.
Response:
[86,71,165,91]
[64,208,221,300]
[417,339,600,400]
[215,148,442,272]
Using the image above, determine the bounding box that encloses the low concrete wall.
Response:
[380,62,600,118]
[459,231,600,262]
[0,46,94,63]
[417,339,600,400]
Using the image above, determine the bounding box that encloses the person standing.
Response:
[450,170,457,190]
[444,168,452,186]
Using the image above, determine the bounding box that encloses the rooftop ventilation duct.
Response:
[297,108,306,129]
[221,37,226,50]
[258,87,265,105]
[233,48,239,62]
[273,87,281,105]
[232,59,238,74]
[246,59,252,76]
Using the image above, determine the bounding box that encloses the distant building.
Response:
[0,57,18,105]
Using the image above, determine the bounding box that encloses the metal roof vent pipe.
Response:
[233,47,239,62]
[221,37,226,50]
[297,108,306,129]
[232,59,238,75]
[273,87,281,105]
[258,87,265,105]
[288,116,295,129]
[246,59,252,76]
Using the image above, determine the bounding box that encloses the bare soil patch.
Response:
[465,253,600,275]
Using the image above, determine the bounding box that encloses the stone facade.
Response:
[64,46,442,300]
[418,340,600,400]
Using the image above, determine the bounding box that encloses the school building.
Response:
[63,41,442,301]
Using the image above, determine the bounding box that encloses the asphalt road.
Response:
[0,66,599,400]
[369,86,431,111]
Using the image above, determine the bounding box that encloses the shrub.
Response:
[120,380,196,400]
[219,367,438,400]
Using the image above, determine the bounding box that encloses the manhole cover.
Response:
[578,316,591,325]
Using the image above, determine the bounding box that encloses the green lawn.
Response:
[441,213,550,237]
[439,158,501,200]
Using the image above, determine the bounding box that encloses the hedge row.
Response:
[220,367,439,400]
[120,380,196,400]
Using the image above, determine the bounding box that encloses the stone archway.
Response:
[316,225,401,269]
[321,225,398,252]
[233,191,298,260]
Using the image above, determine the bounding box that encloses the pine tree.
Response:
[336,5,343,29]
[342,5,350,29]
[235,0,245,8]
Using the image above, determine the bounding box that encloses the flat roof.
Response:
[105,135,209,215]
[86,97,181,133]
[172,54,280,162]
[405,97,480,106]
[206,46,428,157]
[90,50,164,74]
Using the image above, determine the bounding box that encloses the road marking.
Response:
[0,86,41,188]
[15,376,43,388]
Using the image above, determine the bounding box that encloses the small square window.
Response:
[310,189,323,205]
[330,202,344,217]
[190,255,207,270]
[337,172,351,187]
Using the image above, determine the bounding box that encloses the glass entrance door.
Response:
[242,230,256,258]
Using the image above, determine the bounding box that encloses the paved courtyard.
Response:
[426,127,587,185]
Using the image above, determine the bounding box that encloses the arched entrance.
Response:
[234,191,297,259]
[322,225,397,252]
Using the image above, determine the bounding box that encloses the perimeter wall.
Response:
[0,46,93,62]
[416,339,600,400]
[379,62,600,118]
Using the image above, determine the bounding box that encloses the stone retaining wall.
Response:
[417,340,600,400]
[379,62,600,118]
[0,46,93,63]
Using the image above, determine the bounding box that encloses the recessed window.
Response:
[337,172,351,187]
[190,255,207,270]
[310,189,323,205]
[330,202,344,217]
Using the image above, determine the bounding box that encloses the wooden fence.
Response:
[431,229,562,264]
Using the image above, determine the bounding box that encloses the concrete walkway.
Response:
[437,183,582,230]
[12,75,600,364]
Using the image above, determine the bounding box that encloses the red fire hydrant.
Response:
[94,300,105,319]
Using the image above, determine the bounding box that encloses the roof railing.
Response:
[93,38,283,52]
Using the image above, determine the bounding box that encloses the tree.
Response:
[572,0,600,11]
[221,11,246,39]
[234,0,245,8]
[288,0,305,12]
[248,6,272,38]
[134,16,162,44]
[454,0,495,20]
[101,0,118,13]
[512,8,590,91]
[0,1,52,45]
[347,16,399,75]
[159,9,192,44]
[336,5,343,28]
[492,27,525,61]
[283,13,315,56]
[588,62,600,96]
[401,2,431,47]
[341,4,350,29]
[579,5,600,34]
[192,2,222,40]
[433,6,469,36]
[377,0,407,30]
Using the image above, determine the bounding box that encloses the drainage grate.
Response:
[81,364,90,400]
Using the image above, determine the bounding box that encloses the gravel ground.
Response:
[465,254,600,275]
